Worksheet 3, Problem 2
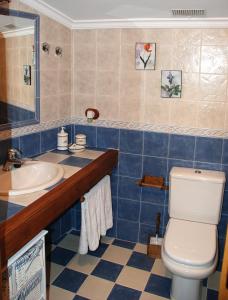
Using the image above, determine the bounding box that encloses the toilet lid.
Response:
[164,219,217,267]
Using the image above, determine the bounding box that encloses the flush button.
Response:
[195,170,202,174]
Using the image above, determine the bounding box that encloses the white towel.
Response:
[78,175,113,254]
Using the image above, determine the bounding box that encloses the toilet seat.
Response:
[164,218,217,267]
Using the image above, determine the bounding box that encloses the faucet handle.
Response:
[8,148,22,160]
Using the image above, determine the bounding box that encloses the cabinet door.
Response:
[219,226,228,300]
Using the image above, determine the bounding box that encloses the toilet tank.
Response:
[169,167,226,224]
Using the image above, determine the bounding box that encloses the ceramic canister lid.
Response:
[76,134,86,139]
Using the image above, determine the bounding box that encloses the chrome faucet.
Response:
[3,148,24,171]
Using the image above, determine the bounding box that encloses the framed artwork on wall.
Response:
[161,70,182,98]
[135,43,156,70]
[23,65,32,86]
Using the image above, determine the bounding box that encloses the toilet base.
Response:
[171,275,202,300]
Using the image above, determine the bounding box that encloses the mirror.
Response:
[0,8,40,131]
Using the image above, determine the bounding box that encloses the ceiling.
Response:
[39,0,228,20]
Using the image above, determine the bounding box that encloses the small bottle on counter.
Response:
[57,127,68,150]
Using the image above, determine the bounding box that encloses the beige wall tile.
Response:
[96,71,119,96]
[200,74,227,102]
[119,96,142,122]
[76,71,96,95]
[75,43,96,71]
[202,29,228,46]
[143,100,170,125]
[145,28,175,45]
[173,46,200,73]
[120,71,144,98]
[182,73,200,101]
[197,102,226,130]
[201,46,228,74]
[97,44,120,71]
[74,94,95,116]
[96,95,119,120]
[173,29,202,46]
[170,100,197,127]
[75,29,96,45]
[122,29,147,45]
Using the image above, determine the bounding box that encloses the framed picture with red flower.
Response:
[135,43,156,70]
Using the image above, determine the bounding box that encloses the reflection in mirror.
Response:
[0,8,40,131]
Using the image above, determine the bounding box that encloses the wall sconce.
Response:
[55,47,63,57]
[42,42,50,54]
[85,108,99,123]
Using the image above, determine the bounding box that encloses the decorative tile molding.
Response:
[1,116,228,141]
[73,117,226,138]
[0,117,72,140]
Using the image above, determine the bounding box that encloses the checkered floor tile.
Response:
[46,231,220,300]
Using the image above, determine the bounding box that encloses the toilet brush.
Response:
[147,212,163,258]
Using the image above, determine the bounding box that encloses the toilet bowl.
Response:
[162,167,225,300]
[162,218,218,300]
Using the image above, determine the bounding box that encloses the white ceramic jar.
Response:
[75,134,86,146]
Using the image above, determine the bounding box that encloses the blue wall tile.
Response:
[139,223,155,244]
[169,134,195,160]
[118,176,141,201]
[119,153,142,178]
[112,197,118,219]
[194,161,221,171]
[97,127,119,149]
[74,125,97,147]
[221,165,228,190]
[140,203,163,227]
[195,137,223,163]
[222,139,228,164]
[144,132,169,157]
[41,128,58,152]
[20,132,41,157]
[218,214,228,239]
[143,156,167,178]
[167,159,193,175]
[107,218,117,237]
[61,209,72,235]
[141,188,165,205]
[111,175,118,197]
[222,191,228,214]
[118,198,140,222]
[120,129,143,154]
[117,219,139,242]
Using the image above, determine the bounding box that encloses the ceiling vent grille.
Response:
[4,24,17,30]
[172,9,206,17]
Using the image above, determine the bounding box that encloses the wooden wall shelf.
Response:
[137,175,169,190]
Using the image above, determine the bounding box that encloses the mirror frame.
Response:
[0,7,40,131]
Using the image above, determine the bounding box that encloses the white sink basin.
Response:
[0,161,64,196]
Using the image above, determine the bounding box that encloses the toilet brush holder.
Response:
[147,212,163,258]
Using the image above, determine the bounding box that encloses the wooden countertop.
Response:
[0,149,118,269]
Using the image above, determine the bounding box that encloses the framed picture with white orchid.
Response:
[135,43,156,70]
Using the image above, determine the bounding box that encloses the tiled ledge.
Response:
[1,116,228,141]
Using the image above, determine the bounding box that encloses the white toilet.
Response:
[162,167,225,300]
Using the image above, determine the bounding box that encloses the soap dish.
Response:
[68,143,85,153]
